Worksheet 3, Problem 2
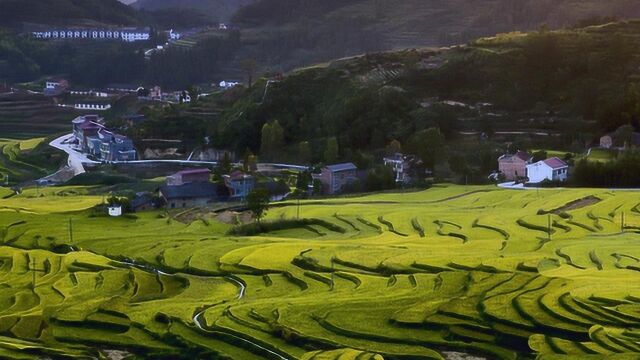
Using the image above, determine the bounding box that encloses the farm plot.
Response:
[1,185,640,359]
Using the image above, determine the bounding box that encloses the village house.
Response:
[223,171,255,201]
[166,168,211,186]
[131,193,156,212]
[319,163,359,195]
[149,86,162,100]
[159,182,228,209]
[71,115,137,162]
[526,157,569,184]
[600,127,640,149]
[44,78,68,96]
[498,151,531,181]
[97,129,137,162]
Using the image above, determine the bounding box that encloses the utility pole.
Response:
[330,256,335,291]
[32,256,36,288]
[68,218,73,243]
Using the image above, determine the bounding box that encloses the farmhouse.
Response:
[223,171,255,201]
[71,115,137,162]
[131,193,156,212]
[526,157,569,184]
[498,151,531,181]
[319,163,358,194]
[44,78,68,96]
[167,168,211,186]
[159,182,228,209]
[600,127,640,149]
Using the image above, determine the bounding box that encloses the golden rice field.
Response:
[1,184,640,359]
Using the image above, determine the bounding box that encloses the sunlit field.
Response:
[1,184,640,359]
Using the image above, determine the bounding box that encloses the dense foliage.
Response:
[0,30,241,89]
[0,0,141,27]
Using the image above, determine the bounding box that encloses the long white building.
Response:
[31,28,150,42]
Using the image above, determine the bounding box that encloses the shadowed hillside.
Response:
[0,0,141,27]
[132,0,254,22]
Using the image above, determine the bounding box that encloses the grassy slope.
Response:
[1,184,640,358]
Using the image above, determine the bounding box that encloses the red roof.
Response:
[543,157,568,169]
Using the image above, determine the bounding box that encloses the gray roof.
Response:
[325,163,358,172]
[159,182,222,200]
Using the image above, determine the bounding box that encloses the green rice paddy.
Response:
[1,184,640,359]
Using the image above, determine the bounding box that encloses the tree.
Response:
[240,58,258,88]
[614,124,634,148]
[532,150,548,163]
[385,139,402,155]
[220,152,232,174]
[408,127,445,170]
[187,85,200,104]
[246,189,270,223]
[243,148,257,172]
[260,120,284,159]
[324,137,339,163]
[298,141,311,164]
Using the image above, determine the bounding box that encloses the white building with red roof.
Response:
[526,157,569,184]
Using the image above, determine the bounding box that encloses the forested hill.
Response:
[132,0,253,23]
[0,0,141,27]
[231,0,640,71]
[137,19,640,170]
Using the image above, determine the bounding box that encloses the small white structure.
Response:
[526,157,569,184]
[108,205,122,217]
[168,29,181,40]
[384,153,408,183]
[74,103,112,111]
[219,81,240,89]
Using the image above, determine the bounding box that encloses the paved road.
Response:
[50,133,309,174]
[49,134,100,176]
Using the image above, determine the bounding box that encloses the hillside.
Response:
[131,19,640,182]
[0,0,141,27]
[132,0,253,23]
[232,0,640,71]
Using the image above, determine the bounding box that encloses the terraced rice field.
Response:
[1,184,640,359]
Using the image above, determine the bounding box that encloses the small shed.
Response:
[108,205,122,217]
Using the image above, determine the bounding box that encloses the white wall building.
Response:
[32,28,150,42]
[526,157,569,184]
[73,104,112,111]
[108,205,122,217]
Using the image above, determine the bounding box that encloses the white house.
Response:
[108,205,122,217]
[526,157,569,184]
[219,81,240,89]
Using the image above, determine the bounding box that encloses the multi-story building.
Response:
[318,163,358,194]
[223,171,255,201]
[71,115,137,162]
[32,27,150,42]
[498,151,531,181]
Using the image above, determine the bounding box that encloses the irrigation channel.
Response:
[113,257,290,360]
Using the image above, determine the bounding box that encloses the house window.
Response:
[171,203,175,209]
